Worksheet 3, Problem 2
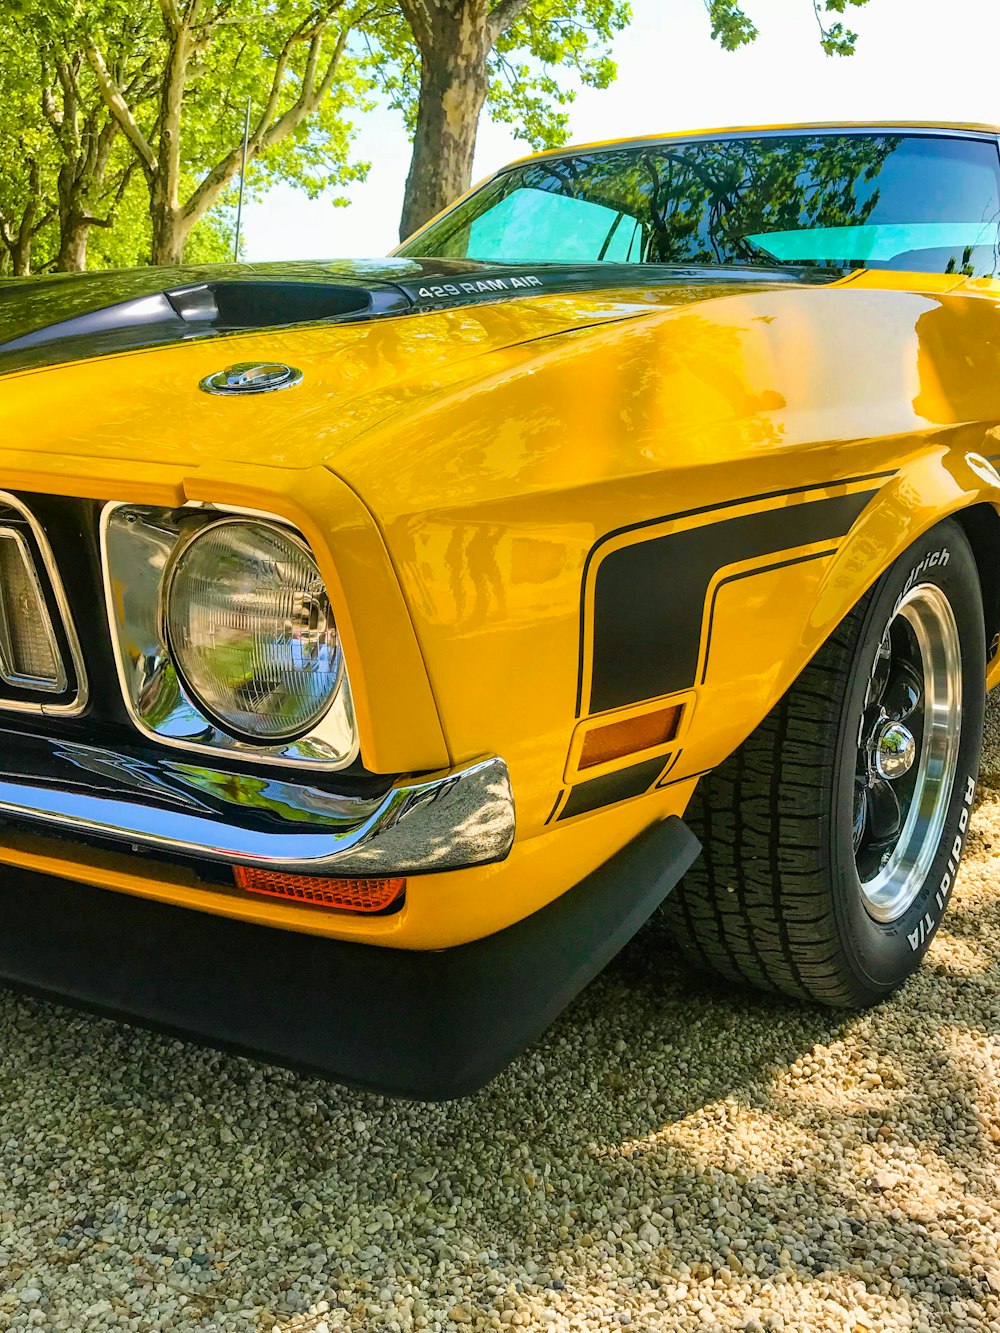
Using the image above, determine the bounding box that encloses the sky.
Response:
[241,0,999,263]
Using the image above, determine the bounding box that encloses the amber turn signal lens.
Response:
[578,704,682,770]
[233,867,405,913]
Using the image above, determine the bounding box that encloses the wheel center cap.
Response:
[874,720,916,781]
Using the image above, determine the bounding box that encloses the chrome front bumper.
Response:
[0,730,515,875]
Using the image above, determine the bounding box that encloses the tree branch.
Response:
[398,0,436,52]
[488,0,533,43]
[51,57,82,158]
[39,78,63,132]
[265,24,350,140]
[0,207,14,253]
[122,55,158,102]
[181,20,351,227]
[249,16,316,143]
[158,0,182,36]
[85,40,158,177]
[30,208,57,240]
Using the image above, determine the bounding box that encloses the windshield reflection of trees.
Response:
[437,135,898,269]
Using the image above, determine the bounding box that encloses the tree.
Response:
[708,0,869,57]
[0,158,56,277]
[85,0,372,264]
[41,36,157,270]
[84,169,236,268]
[0,1,159,272]
[0,28,59,274]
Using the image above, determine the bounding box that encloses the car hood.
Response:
[0,256,817,373]
[0,258,801,475]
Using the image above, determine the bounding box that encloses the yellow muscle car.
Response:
[1,121,999,1098]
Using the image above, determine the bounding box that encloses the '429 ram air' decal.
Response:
[412,275,544,302]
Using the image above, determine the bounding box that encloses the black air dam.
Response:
[0,815,700,1099]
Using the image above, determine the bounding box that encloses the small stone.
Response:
[869,1170,896,1192]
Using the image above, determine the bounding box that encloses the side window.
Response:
[861,136,1000,278]
[404,131,1000,278]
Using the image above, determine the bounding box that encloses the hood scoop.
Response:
[0,278,408,373]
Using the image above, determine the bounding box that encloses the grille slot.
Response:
[0,494,87,715]
[0,527,67,691]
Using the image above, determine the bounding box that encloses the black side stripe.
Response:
[657,749,684,782]
[558,756,667,821]
[552,754,709,823]
[699,548,837,685]
[655,766,713,791]
[552,549,839,823]
[543,791,565,825]
[574,468,895,715]
[555,550,838,823]
[586,489,875,715]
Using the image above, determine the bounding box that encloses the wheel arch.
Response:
[676,446,1000,789]
[953,501,1000,675]
[806,447,1000,681]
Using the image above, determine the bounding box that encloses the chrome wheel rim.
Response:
[853,582,962,923]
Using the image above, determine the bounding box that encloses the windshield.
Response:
[400,132,1000,278]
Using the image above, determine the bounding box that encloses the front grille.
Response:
[0,494,85,714]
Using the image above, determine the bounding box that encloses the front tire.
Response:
[664,518,985,1007]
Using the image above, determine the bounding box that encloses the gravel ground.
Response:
[3,706,1000,1333]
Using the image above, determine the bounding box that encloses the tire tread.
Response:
[663,595,870,1007]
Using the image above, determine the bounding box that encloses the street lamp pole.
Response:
[233,98,251,263]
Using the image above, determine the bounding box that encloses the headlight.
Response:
[102,502,357,770]
[163,519,343,742]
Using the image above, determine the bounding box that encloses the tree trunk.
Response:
[56,221,88,271]
[10,191,39,275]
[150,190,187,265]
[148,26,191,266]
[10,235,32,276]
[55,158,94,271]
[399,13,490,242]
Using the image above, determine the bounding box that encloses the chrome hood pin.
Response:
[200,362,303,395]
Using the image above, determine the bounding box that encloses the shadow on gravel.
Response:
[8,709,1000,1329]
[0,858,997,1329]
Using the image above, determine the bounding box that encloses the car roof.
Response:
[508,121,1000,167]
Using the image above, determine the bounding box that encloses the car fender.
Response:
[640,440,1000,800]
[807,441,1000,676]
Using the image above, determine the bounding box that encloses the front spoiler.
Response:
[0,815,700,1099]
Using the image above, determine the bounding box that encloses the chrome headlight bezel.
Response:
[100,501,359,771]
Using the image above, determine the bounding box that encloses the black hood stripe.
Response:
[0,257,814,376]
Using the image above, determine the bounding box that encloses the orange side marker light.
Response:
[233,867,405,913]
[578,704,682,771]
